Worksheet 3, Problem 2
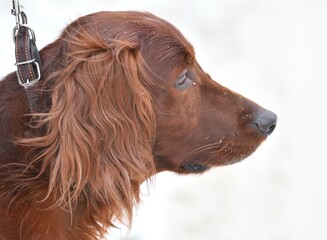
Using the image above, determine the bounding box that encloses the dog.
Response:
[0,11,277,239]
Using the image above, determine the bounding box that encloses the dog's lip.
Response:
[180,163,210,173]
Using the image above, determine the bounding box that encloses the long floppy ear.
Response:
[20,27,156,226]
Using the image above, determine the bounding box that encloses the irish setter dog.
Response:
[0,11,277,239]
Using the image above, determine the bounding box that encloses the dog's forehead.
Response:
[137,12,195,57]
[131,12,195,66]
[87,11,195,60]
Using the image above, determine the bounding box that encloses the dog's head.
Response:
[19,11,276,229]
[78,11,277,174]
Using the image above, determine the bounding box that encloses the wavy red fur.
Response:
[0,11,276,239]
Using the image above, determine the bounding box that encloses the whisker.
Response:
[191,136,226,154]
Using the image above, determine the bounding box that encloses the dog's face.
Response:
[152,63,276,174]
[128,14,278,174]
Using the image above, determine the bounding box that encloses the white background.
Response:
[1,0,327,239]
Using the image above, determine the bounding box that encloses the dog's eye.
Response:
[176,74,187,85]
[175,70,194,90]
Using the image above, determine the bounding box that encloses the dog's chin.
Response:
[155,145,259,174]
[178,150,258,174]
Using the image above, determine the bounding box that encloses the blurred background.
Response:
[1,0,326,239]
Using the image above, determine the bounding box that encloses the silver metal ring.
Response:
[12,24,36,43]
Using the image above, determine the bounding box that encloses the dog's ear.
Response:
[20,27,156,225]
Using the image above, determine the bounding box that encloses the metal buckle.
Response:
[15,59,41,88]
[12,24,36,43]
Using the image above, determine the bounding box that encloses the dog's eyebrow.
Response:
[186,52,195,64]
[181,41,195,64]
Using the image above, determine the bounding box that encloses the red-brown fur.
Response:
[0,11,276,239]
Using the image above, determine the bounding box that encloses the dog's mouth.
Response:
[178,146,259,174]
[155,140,262,174]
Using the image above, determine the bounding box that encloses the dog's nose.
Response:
[254,110,277,136]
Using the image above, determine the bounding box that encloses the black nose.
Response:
[255,110,277,136]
